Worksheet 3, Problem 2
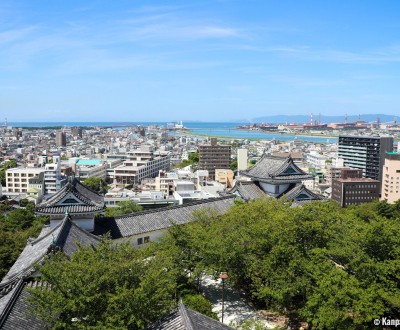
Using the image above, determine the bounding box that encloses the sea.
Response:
[9,121,337,144]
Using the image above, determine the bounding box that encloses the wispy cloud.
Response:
[264,45,400,64]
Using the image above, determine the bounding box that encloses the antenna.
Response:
[4,117,7,127]
[310,112,313,126]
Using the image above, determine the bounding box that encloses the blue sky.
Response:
[1,1,400,122]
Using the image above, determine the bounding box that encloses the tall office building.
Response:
[56,131,67,147]
[338,136,393,185]
[71,127,83,138]
[199,138,231,180]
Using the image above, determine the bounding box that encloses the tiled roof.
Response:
[1,216,99,284]
[36,204,104,215]
[35,178,104,215]
[281,184,324,202]
[145,302,233,330]
[227,181,267,201]
[94,196,236,239]
[0,280,48,330]
[242,155,313,182]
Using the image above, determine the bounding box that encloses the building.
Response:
[237,148,248,172]
[5,167,44,193]
[199,138,231,180]
[381,152,400,203]
[338,136,393,185]
[231,155,324,204]
[70,159,108,180]
[114,146,170,185]
[35,177,105,232]
[71,126,83,138]
[56,131,67,147]
[44,161,65,195]
[155,170,178,197]
[215,169,234,188]
[331,177,379,207]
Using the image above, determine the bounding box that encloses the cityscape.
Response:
[1,1,400,330]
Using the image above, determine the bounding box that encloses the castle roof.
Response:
[227,181,267,201]
[242,155,314,183]
[1,216,99,284]
[94,196,236,239]
[35,178,105,215]
[145,301,233,330]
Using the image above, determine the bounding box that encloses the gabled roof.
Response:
[145,302,233,330]
[242,155,314,183]
[35,178,105,215]
[94,196,236,239]
[281,184,324,202]
[1,216,100,284]
[227,181,267,201]
[0,279,47,330]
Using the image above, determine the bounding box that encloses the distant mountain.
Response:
[252,114,397,124]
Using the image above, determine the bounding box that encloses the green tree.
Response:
[29,240,178,329]
[82,177,108,193]
[105,200,143,217]
[230,158,238,171]
[0,160,17,186]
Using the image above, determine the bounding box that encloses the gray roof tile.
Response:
[36,178,105,215]
[0,280,48,330]
[1,216,99,284]
[227,181,267,201]
[94,196,236,239]
[242,155,313,182]
[146,302,233,330]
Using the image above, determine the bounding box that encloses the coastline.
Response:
[177,129,338,142]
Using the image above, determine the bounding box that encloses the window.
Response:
[137,238,143,245]
[144,236,150,243]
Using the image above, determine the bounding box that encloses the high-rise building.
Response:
[56,131,67,147]
[338,135,393,185]
[381,152,400,203]
[71,127,83,138]
[199,138,231,180]
[237,148,248,172]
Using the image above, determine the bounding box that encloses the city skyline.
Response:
[1,1,400,122]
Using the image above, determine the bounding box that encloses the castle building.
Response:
[229,155,323,204]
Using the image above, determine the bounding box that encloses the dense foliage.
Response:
[82,177,108,193]
[105,200,143,217]
[0,202,49,278]
[29,239,215,329]
[156,199,400,329]
[16,197,400,329]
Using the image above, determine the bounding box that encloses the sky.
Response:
[1,0,400,122]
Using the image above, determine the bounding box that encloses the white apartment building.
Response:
[306,150,329,169]
[155,171,178,197]
[44,161,65,195]
[114,145,170,185]
[6,167,44,193]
